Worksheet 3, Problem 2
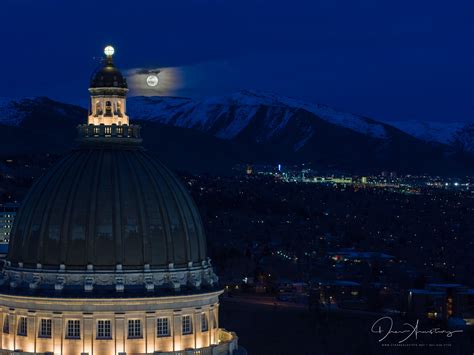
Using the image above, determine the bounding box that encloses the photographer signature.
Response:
[371,316,463,343]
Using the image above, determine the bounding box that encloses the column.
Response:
[206,308,212,347]
[52,313,63,355]
[193,308,201,349]
[215,304,220,344]
[27,311,36,353]
[115,313,125,354]
[3,310,11,350]
[145,312,155,353]
[10,310,16,352]
[83,313,93,355]
[209,305,216,345]
[172,310,182,351]
[0,308,3,350]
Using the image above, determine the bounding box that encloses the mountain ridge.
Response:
[126,90,389,142]
[0,93,472,176]
[388,120,474,154]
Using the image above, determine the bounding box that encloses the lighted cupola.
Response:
[79,46,140,142]
[88,45,129,126]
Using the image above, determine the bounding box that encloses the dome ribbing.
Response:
[8,146,206,270]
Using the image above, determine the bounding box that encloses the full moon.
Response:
[146,75,159,87]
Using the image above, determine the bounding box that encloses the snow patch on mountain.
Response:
[389,121,465,144]
[128,90,388,140]
[0,97,69,127]
[450,124,474,153]
[0,98,30,126]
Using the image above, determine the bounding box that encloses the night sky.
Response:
[1,0,473,123]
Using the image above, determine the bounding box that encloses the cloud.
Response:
[125,67,184,97]
[125,60,241,98]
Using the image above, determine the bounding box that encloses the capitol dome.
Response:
[0,46,239,355]
[8,146,207,270]
[1,46,217,295]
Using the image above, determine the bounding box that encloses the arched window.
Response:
[95,101,102,115]
[105,101,112,116]
[3,315,9,334]
[201,313,208,332]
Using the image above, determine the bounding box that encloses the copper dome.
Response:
[8,144,207,270]
[90,58,128,89]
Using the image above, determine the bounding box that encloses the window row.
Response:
[3,318,54,338]
[2,313,211,339]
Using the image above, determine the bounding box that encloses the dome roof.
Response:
[0,46,218,296]
[8,145,206,270]
[90,58,128,89]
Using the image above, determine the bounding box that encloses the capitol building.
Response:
[0,47,240,355]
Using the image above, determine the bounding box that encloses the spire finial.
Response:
[104,45,115,58]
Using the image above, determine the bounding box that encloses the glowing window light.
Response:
[182,315,193,335]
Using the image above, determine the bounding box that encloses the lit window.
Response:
[39,319,52,338]
[182,315,192,335]
[201,313,208,332]
[97,320,111,339]
[128,319,141,338]
[157,317,169,337]
[17,316,27,336]
[3,315,9,334]
[66,320,80,339]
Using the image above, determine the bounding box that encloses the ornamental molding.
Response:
[0,258,218,294]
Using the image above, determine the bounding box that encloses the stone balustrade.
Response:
[152,329,239,355]
[77,124,141,139]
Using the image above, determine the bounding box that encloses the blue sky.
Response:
[0,0,473,123]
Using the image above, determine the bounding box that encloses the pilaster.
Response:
[83,313,93,354]
[145,312,155,353]
[52,312,63,355]
[172,309,182,351]
[115,313,125,354]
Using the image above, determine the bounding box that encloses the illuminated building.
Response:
[246,165,253,175]
[0,203,18,243]
[87,46,129,126]
[407,284,474,324]
[0,47,240,354]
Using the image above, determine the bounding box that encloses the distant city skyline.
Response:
[0,0,473,123]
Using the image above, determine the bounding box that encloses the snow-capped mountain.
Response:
[0,97,84,155]
[450,124,474,153]
[0,97,36,126]
[0,92,473,175]
[389,120,474,153]
[0,97,83,127]
[127,90,388,147]
[388,121,464,145]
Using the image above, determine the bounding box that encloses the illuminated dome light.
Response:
[104,45,115,57]
[146,74,159,87]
